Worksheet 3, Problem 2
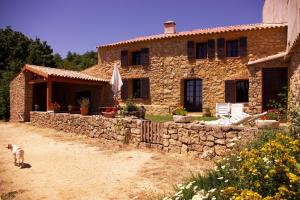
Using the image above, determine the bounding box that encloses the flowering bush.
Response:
[165,130,300,200]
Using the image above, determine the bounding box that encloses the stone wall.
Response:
[10,72,26,122]
[29,112,259,159]
[83,27,287,115]
[30,112,141,145]
[158,121,258,159]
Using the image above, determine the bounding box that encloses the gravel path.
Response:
[0,122,213,200]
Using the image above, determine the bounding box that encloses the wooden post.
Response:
[46,79,52,111]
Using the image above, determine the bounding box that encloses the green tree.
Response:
[0,27,56,120]
[57,51,97,71]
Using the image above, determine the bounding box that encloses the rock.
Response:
[215,145,226,156]
[207,135,214,141]
[168,129,177,134]
[215,139,226,145]
[181,144,188,154]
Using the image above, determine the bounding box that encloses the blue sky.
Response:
[0,0,263,57]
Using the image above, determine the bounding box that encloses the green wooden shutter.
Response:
[207,39,215,58]
[239,37,247,57]
[141,48,150,66]
[121,79,128,100]
[187,41,195,59]
[141,78,150,99]
[121,50,128,67]
[217,38,225,58]
[225,80,236,103]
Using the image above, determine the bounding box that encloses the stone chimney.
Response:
[164,20,176,34]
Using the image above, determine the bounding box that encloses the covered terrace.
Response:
[23,64,110,115]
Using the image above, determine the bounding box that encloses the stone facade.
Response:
[289,45,300,112]
[30,112,258,159]
[10,72,32,122]
[84,27,287,115]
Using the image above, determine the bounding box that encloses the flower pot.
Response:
[102,111,116,118]
[255,120,280,129]
[80,107,89,115]
[173,115,192,123]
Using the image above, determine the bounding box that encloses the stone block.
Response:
[215,139,226,145]
[207,135,214,141]
[181,144,188,154]
[215,145,226,156]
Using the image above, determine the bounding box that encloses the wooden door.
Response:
[262,67,288,111]
[184,79,202,112]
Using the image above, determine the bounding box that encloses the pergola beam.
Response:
[46,79,52,111]
[29,78,47,84]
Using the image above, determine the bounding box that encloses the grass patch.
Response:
[145,114,217,122]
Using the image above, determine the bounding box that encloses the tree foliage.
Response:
[0,27,55,119]
[0,26,98,120]
[57,51,97,71]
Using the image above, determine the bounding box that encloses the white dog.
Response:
[7,144,24,168]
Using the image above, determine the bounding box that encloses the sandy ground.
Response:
[0,122,214,200]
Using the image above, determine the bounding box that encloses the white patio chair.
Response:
[231,103,244,116]
[215,103,230,117]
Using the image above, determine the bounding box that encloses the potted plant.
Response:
[255,109,280,129]
[78,97,90,115]
[123,101,140,117]
[172,107,192,123]
[203,107,211,117]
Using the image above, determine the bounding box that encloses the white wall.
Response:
[287,0,300,51]
[262,0,288,24]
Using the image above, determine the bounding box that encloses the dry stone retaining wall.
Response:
[30,112,258,159]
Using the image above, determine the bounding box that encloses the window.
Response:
[196,43,207,59]
[226,40,239,57]
[132,51,141,65]
[121,49,150,67]
[121,78,150,100]
[236,80,249,102]
[132,79,141,98]
[225,79,249,103]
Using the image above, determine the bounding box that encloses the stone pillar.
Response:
[46,79,52,111]
[248,66,262,114]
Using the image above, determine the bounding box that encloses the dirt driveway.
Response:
[0,122,214,200]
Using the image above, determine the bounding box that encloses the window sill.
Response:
[123,98,148,101]
[129,65,144,67]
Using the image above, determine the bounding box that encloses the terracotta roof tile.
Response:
[99,23,287,48]
[24,64,108,82]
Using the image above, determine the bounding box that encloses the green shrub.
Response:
[124,101,138,112]
[173,107,188,116]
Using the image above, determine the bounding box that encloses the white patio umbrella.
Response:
[110,63,123,99]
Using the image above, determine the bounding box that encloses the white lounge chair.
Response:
[216,103,230,117]
[205,111,267,126]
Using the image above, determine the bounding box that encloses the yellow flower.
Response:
[287,172,299,183]
[234,190,262,200]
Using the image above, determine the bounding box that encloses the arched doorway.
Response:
[184,79,203,112]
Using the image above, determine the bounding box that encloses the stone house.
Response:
[10,0,300,121]
[83,23,288,115]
